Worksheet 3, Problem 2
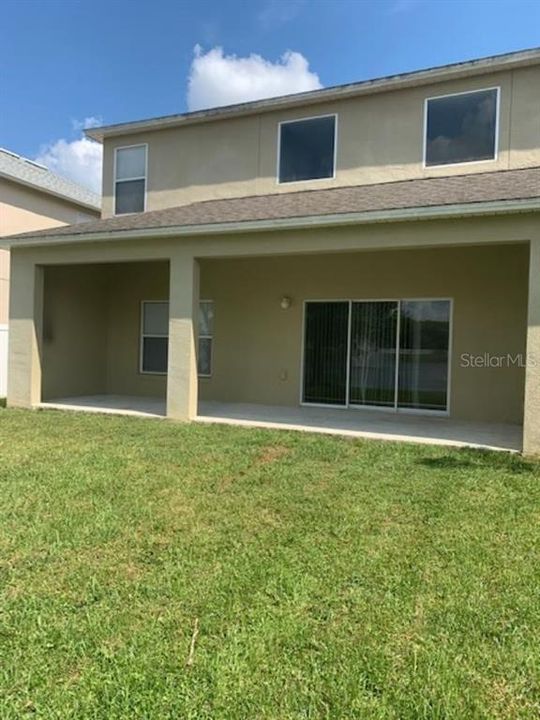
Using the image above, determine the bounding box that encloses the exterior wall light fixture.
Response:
[280,296,292,310]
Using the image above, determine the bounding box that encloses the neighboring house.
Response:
[1,49,539,453]
[0,148,100,396]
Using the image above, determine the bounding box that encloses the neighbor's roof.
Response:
[86,47,540,142]
[4,166,539,248]
[0,148,101,211]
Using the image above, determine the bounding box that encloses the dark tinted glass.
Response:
[279,116,335,183]
[398,300,450,411]
[142,336,168,373]
[426,89,497,166]
[115,179,145,214]
[198,337,212,376]
[303,301,348,405]
[349,302,398,408]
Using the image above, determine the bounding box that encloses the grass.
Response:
[0,408,539,719]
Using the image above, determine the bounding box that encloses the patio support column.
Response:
[7,253,43,409]
[166,251,199,420]
[523,237,540,456]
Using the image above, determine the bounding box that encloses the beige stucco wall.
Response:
[105,262,169,398]
[0,177,99,324]
[523,238,540,455]
[101,64,540,216]
[198,245,529,424]
[41,262,169,401]
[42,265,108,399]
[0,250,9,325]
[0,178,97,236]
[38,244,529,425]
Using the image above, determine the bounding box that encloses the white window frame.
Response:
[114,143,148,216]
[139,300,214,378]
[139,300,168,376]
[198,300,214,378]
[299,297,454,417]
[422,87,500,169]
[276,113,338,185]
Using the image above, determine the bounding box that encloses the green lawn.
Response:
[1,408,539,719]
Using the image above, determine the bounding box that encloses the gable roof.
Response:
[86,47,540,142]
[3,166,539,248]
[0,148,101,211]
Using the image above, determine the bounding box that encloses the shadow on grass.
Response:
[0,398,6,409]
[417,452,536,474]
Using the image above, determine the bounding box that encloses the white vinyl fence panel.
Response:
[0,325,7,398]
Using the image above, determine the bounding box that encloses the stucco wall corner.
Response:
[523,237,540,456]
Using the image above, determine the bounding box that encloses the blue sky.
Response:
[1,0,539,191]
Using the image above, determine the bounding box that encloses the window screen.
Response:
[398,300,451,411]
[279,116,336,183]
[140,301,213,376]
[198,301,214,376]
[425,89,498,166]
[141,302,168,373]
[115,145,146,214]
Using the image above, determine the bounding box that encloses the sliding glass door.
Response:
[398,300,451,412]
[303,301,349,406]
[302,299,451,413]
[349,301,398,408]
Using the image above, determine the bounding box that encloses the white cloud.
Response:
[187,46,322,112]
[34,47,322,194]
[70,116,103,133]
[35,125,103,195]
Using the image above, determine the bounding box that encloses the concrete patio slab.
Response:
[39,395,522,452]
[197,401,523,453]
[41,395,166,418]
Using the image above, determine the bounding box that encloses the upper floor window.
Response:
[424,88,499,167]
[278,115,337,184]
[114,144,147,214]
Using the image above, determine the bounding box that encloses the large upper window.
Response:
[278,115,336,183]
[424,88,499,167]
[114,145,147,214]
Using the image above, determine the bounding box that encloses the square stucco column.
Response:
[166,252,199,420]
[523,238,540,456]
[7,254,43,408]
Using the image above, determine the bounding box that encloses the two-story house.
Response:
[0,148,100,397]
[2,48,539,453]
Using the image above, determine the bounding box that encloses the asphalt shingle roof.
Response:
[7,166,540,242]
[0,148,101,210]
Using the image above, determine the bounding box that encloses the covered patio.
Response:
[5,197,539,456]
[39,395,523,452]
[26,238,536,456]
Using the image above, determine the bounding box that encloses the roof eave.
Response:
[86,48,540,143]
[2,198,538,250]
[0,171,101,212]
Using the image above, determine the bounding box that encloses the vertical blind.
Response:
[303,300,451,411]
[349,301,398,408]
[303,302,349,405]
